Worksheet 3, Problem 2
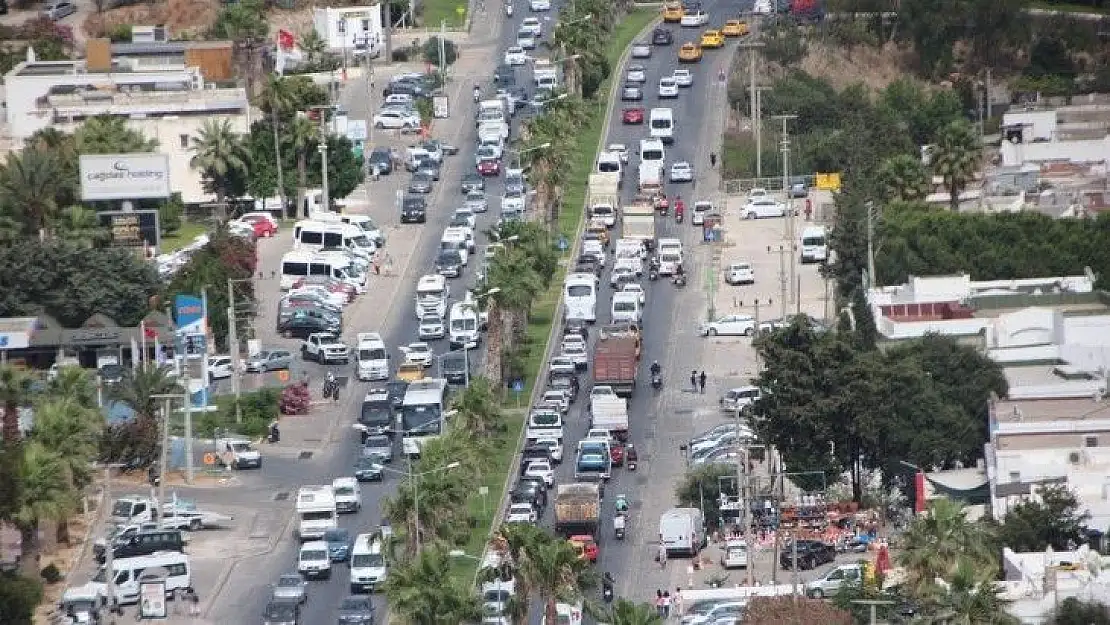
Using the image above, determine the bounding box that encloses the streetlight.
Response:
[372,461,461,554]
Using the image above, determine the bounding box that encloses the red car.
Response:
[238,213,278,237]
[477,158,501,176]
[609,440,625,466]
[570,535,599,563]
[622,107,644,124]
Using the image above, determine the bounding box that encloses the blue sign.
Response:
[189,387,208,410]
[557,235,569,251]
[511,379,524,392]
[174,294,205,332]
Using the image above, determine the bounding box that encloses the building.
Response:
[313,5,384,58]
[999,545,1110,624]
[1000,105,1110,167]
[2,39,250,204]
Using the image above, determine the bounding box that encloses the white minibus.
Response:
[294,220,376,256]
[564,272,598,323]
[449,301,481,349]
[649,108,675,144]
[90,551,191,604]
[280,251,363,292]
[800,225,829,263]
[639,138,665,166]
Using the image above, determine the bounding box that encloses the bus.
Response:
[400,378,449,457]
[564,273,598,323]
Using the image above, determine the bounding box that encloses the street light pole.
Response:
[376,461,461,555]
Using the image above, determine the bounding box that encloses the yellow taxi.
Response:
[662,2,683,22]
[722,19,749,37]
[677,42,703,63]
[700,29,725,48]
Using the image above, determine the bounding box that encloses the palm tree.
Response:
[482,248,543,384]
[46,365,99,409]
[930,119,980,211]
[898,498,997,597]
[450,377,505,438]
[288,115,319,216]
[589,599,663,625]
[877,154,930,203]
[16,441,77,570]
[516,530,596,625]
[55,206,108,247]
[190,118,250,212]
[299,30,328,66]
[384,547,483,625]
[107,363,181,466]
[261,75,300,120]
[75,115,159,154]
[30,396,102,490]
[0,146,65,237]
[0,365,33,444]
[928,558,1019,625]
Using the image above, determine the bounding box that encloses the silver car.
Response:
[245,349,292,373]
[465,190,489,213]
[271,573,308,604]
[362,434,394,463]
[631,42,652,58]
[418,313,446,340]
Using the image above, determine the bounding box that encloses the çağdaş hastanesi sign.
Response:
[79,153,171,201]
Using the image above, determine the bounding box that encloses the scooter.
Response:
[268,424,281,444]
[649,268,659,281]
[614,513,626,540]
[473,86,481,103]
[673,273,687,287]
[506,3,513,16]
[675,210,684,224]
[651,373,663,390]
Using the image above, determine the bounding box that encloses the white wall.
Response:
[1002,110,1056,141]
[312,5,384,54]
[1001,135,1110,166]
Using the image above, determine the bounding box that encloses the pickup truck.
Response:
[301,332,351,364]
[110,495,234,530]
[592,336,639,397]
[553,483,600,538]
[214,436,262,469]
[574,439,612,481]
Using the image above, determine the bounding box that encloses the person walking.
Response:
[698,371,707,394]
[690,370,697,391]
[674,587,685,617]
[709,152,717,168]
[655,590,665,616]
[662,591,672,618]
[657,542,668,569]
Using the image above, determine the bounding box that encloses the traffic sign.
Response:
[557,235,569,251]
[511,379,524,392]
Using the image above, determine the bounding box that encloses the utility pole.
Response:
[438,20,447,77]
[382,1,393,66]
[158,397,171,518]
[739,41,765,179]
[738,437,750,586]
[791,537,799,596]
[309,105,333,214]
[364,40,376,195]
[103,466,117,613]
[773,114,798,313]
[270,98,287,217]
[865,201,876,290]
[768,245,790,319]
[227,279,242,424]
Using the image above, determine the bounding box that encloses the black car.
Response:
[435,250,464,278]
[651,28,673,45]
[336,595,374,625]
[367,147,393,175]
[510,480,546,513]
[448,214,471,229]
[263,598,301,625]
[401,196,427,223]
[354,456,384,482]
[521,445,552,469]
[461,173,485,194]
[494,63,516,87]
[574,255,601,276]
[279,313,340,340]
[442,351,469,385]
[780,539,837,570]
[384,380,408,408]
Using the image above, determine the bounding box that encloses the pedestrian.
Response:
[655,590,665,616]
[698,371,707,394]
[674,587,684,617]
[187,588,200,616]
[657,542,668,569]
[690,370,697,391]
[662,591,672,618]
[710,152,717,168]
[805,198,813,221]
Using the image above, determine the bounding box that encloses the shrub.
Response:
[280,383,310,415]
[422,37,458,67]
[0,570,44,625]
[40,563,62,584]
[197,388,280,438]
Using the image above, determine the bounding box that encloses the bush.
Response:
[0,570,44,625]
[40,563,62,584]
[197,388,280,439]
[158,194,184,236]
[422,37,458,67]
[280,383,310,415]
[391,47,412,62]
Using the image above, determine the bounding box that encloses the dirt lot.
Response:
[82,0,317,40]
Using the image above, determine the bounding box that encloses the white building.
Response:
[3,58,250,205]
[313,5,384,58]
[999,545,1110,624]
[1000,106,1110,167]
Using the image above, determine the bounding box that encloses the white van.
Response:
[332,477,362,514]
[610,292,642,324]
[315,212,385,247]
[478,99,508,125]
[648,108,675,144]
[449,301,481,349]
[564,273,598,323]
[293,220,375,256]
[800,225,828,264]
[639,138,665,166]
[596,151,623,178]
[659,507,706,556]
[355,332,390,381]
[89,551,190,604]
[415,274,449,319]
[349,533,388,593]
[295,485,337,540]
[298,540,332,580]
[279,251,364,292]
[439,228,471,264]
[656,238,683,276]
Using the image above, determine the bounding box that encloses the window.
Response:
[179,134,189,149]
[361,18,370,31]
[337,19,346,33]
[164,562,187,577]
[1086,436,1099,448]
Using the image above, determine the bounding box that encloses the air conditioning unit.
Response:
[1068,451,1082,464]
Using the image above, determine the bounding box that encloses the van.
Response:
[648,108,675,144]
[298,540,332,580]
[659,507,706,556]
[90,551,191,604]
[97,529,186,563]
[293,220,376,256]
[477,99,508,125]
[332,477,362,514]
[638,138,665,165]
[279,251,365,293]
[610,292,642,324]
[439,228,471,263]
[596,151,623,178]
[800,225,828,264]
[355,332,390,382]
[349,533,388,593]
[414,274,449,319]
[564,273,598,323]
[448,301,481,349]
[314,212,385,247]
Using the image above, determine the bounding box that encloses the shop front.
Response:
[0,312,176,371]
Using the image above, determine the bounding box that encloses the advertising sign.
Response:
[433,94,449,119]
[174,295,205,334]
[79,153,171,201]
[139,580,167,618]
[98,210,161,252]
[0,317,38,350]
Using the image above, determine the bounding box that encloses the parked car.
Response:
[245,349,293,373]
[780,540,837,570]
[700,314,755,337]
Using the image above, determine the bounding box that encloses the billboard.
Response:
[79,153,171,201]
[98,210,161,251]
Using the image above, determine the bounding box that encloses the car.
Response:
[464,190,489,214]
[324,527,353,562]
[367,147,395,175]
[523,459,555,487]
[336,595,375,624]
[245,349,292,373]
[780,539,837,570]
[533,436,565,462]
[680,9,709,26]
[279,314,339,340]
[353,456,383,481]
[673,68,693,87]
[548,374,579,404]
[400,342,433,368]
[236,216,278,238]
[360,431,394,462]
[521,17,543,35]
[207,355,234,381]
[506,502,539,524]
[504,45,529,66]
[606,143,629,163]
[384,92,415,107]
[575,255,602,275]
[417,313,446,340]
[505,169,527,194]
[271,573,308,604]
[43,1,76,19]
[609,266,637,288]
[652,28,674,45]
[691,423,740,446]
[719,386,761,415]
[743,197,787,219]
[416,159,441,180]
[748,187,770,200]
[511,480,547,512]
[724,262,755,285]
[669,161,694,182]
[435,250,464,278]
[690,429,752,455]
[621,282,646,305]
[373,108,420,130]
[530,0,550,9]
[682,600,746,625]
[516,31,537,50]
[561,342,588,371]
[548,356,576,376]
[621,84,643,101]
[658,77,679,98]
[262,598,301,625]
[622,107,645,124]
[569,535,599,563]
[700,29,725,48]
[460,172,485,194]
[407,172,434,194]
[691,200,713,225]
[401,196,427,223]
[662,1,684,22]
[453,207,477,229]
[477,158,501,176]
[691,446,743,467]
[631,41,652,58]
[678,43,703,62]
[626,64,647,83]
[494,63,516,86]
[501,190,526,214]
[789,180,809,198]
[722,19,749,36]
[700,314,756,337]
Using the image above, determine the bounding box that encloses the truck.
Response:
[637,162,663,194]
[574,439,612,481]
[587,173,621,225]
[589,395,629,440]
[109,495,233,530]
[214,436,262,469]
[592,336,639,397]
[301,332,351,364]
[553,483,601,538]
[621,199,656,251]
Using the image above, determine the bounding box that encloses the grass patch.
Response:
[422,0,468,29]
[159,220,208,253]
[1024,0,1109,13]
[447,7,656,585]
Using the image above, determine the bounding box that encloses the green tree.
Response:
[589,599,663,625]
[289,115,319,212]
[191,118,250,209]
[930,119,980,211]
[384,547,483,625]
[208,0,269,95]
[494,524,596,625]
[15,441,77,571]
[0,570,44,625]
[0,365,33,445]
[74,115,158,154]
[450,376,506,438]
[30,396,102,490]
[898,498,998,598]
[876,154,930,203]
[0,146,67,236]
[106,364,182,466]
[675,463,736,530]
[54,206,108,247]
[998,485,1088,552]
[167,227,257,348]
[1051,597,1110,625]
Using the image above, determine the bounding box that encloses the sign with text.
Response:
[98,210,161,252]
[138,580,167,618]
[79,153,171,201]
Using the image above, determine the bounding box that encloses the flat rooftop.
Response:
[993,396,1110,424]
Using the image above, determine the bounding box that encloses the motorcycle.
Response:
[473,86,481,103]
[614,513,626,540]
[673,273,687,287]
[649,268,659,281]
[651,373,663,390]
[267,423,281,444]
[675,210,684,224]
[505,2,513,15]
[323,377,341,400]
[626,444,638,471]
[602,585,614,603]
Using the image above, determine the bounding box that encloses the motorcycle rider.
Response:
[650,360,661,377]
[674,195,685,216]
[602,572,615,602]
[473,84,481,102]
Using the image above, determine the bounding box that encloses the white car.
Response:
[743,198,787,219]
[626,64,647,83]
[748,187,769,200]
[669,161,694,182]
[560,343,589,370]
[692,200,713,225]
[606,143,629,163]
[548,356,576,376]
[680,9,709,26]
[506,503,538,524]
[724,262,755,285]
[501,191,526,213]
[631,42,652,58]
[591,385,616,399]
[418,314,446,340]
[673,69,693,87]
[529,0,550,9]
[621,282,646,305]
[504,46,529,66]
[541,390,570,414]
[534,437,564,462]
[658,77,679,98]
[523,459,555,487]
[700,314,756,337]
[516,31,537,50]
[520,17,543,36]
[609,266,637,287]
[373,108,420,129]
[207,355,234,380]
[400,342,433,367]
[384,93,415,107]
[582,240,607,264]
[476,144,503,164]
[453,207,477,229]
